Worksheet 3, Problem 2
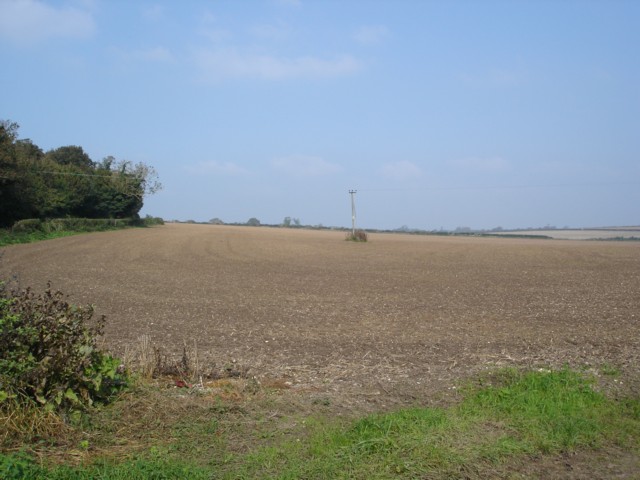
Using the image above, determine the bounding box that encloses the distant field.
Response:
[2,224,639,411]
[494,227,640,240]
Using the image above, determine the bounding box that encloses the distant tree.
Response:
[247,217,260,226]
[282,216,292,227]
[209,218,224,225]
[293,218,301,227]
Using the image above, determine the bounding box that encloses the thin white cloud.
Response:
[379,161,423,180]
[353,25,389,46]
[271,155,342,176]
[194,48,361,81]
[0,0,95,45]
[450,157,510,172]
[186,161,250,175]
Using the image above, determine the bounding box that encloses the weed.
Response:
[0,284,126,412]
[3,368,639,479]
[345,229,368,242]
[600,363,621,377]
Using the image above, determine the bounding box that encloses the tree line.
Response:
[0,120,161,228]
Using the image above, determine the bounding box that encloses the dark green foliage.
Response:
[45,145,94,170]
[0,285,126,411]
[0,120,161,227]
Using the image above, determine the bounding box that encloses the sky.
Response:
[1,0,638,230]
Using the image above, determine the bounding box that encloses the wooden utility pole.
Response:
[349,189,357,236]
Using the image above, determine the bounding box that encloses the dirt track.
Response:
[2,224,640,411]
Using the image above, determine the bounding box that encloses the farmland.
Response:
[2,223,639,412]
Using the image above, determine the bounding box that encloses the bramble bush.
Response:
[0,284,126,412]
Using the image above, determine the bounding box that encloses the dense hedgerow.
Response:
[1,216,165,246]
[0,284,126,412]
[12,218,133,234]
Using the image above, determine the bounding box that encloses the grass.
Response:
[0,216,164,247]
[1,367,638,479]
[0,450,212,480]
[225,368,639,479]
[0,229,78,246]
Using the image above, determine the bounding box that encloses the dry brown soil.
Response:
[2,224,640,414]
[4,224,640,477]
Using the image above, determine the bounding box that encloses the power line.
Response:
[28,170,126,178]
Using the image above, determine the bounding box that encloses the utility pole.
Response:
[349,189,357,236]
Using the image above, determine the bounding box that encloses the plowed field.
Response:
[2,224,640,411]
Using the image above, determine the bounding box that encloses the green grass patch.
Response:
[0,450,211,480]
[225,368,640,479]
[2,368,639,479]
[0,229,77,246]
[0,216,164,246]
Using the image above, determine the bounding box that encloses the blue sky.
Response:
[1,0,638,230]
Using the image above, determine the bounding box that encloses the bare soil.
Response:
[2,224,639,411]
[3,224,640,476]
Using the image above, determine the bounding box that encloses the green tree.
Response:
[0,121,31,226]
[88,159,160,218]
[14,139,44,162]
[247,217,260,226]
[0,120,162,225]
[45,145,94,170]
[109,160,162,201]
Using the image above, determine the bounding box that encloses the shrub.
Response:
[11,219,43,234]
[40,219,66,233]
[0,284,126,411]
[43,218,138,232]
[142,215,165,226]
[345,229,368,242]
